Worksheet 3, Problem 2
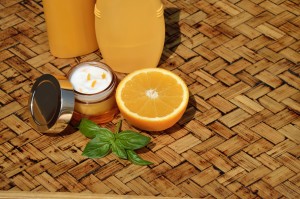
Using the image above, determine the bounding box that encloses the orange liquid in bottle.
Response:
[95,0,165,73]
[43,0,98,58]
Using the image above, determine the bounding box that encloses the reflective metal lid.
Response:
[28,74,75,133]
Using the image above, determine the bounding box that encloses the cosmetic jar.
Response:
[68,62,118,124]
[28,62,118,133]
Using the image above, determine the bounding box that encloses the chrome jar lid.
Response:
[28,74,75,133]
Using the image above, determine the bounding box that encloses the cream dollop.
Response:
[69,64,112,94]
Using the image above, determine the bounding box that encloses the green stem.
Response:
[115,120,122,134]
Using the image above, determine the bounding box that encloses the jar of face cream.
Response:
[28,62,118,133]
[68,62,118,124]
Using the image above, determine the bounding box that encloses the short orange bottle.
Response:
[94,0,165,73]
[43,0,98,58]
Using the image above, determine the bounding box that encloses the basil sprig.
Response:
[78,118,153,166]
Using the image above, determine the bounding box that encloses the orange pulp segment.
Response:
[116,68,189,131]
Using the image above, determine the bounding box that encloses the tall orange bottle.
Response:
[43,0,98,58]
[94,0,165,73]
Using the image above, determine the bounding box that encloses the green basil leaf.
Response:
[82,135,111,158]
[115,130,151,150]
[79,118,115,141]
[111,142,127,159]
[127,150,153,166]
[78,118,101,138]
[95,128,115,142]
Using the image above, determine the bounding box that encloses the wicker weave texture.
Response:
[0,0,300,198]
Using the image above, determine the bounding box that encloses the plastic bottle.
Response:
[94,0,165,73]
[43,0,98,58]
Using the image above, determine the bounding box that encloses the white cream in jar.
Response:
[68,62,118,123]
[70,65,112,94]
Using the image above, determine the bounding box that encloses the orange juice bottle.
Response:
[94,0,165,73]
[43,0,98,58]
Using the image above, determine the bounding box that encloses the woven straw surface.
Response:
[0,0,300,198]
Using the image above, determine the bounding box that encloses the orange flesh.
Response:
[87,73,91,81]
[91,80,97,88]
[120,72,183,118]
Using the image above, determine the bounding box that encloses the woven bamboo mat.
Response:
[1,0,300,198]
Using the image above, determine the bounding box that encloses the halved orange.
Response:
[116,68,189,131]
